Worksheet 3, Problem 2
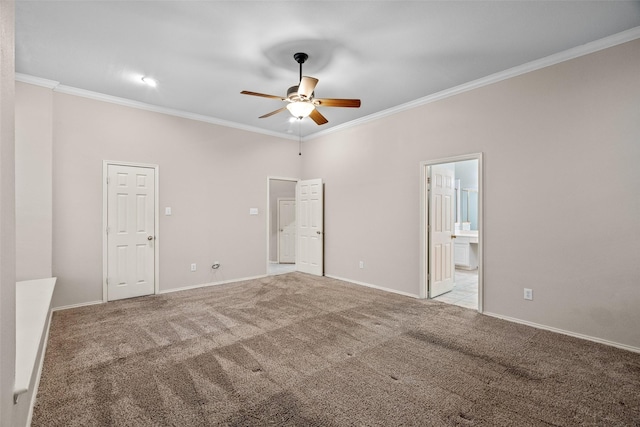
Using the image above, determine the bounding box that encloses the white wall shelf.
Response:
[14,278,56,403]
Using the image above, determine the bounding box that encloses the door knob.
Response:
[147,236,153,241]
[280,229,283,232]
[451,235,457,239]
[316,231,322,235]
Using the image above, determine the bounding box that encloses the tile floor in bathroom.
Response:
[268,262,296,276]
[432,269,479,310]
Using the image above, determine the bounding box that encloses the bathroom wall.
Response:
[455,159,478,190]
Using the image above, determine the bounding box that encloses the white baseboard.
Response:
[325,274,421,299]
[483,311,640,354]
[159,274,268,295]
[48,281,639,355]
[52,300,104,312]
[321,277,640,354]
[52,275,270,308]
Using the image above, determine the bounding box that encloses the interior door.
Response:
[107,164,155,301]
[429,163,455,298]
[278,198,296,263]
[296,179,323,276]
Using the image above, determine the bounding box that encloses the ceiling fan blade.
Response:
[241,90,285,101]
[309,109,328,125]
[314,98,361,108]
[259,107,287,119]
[298,76,318,99]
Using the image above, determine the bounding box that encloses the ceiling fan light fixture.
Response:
[286,101,315,119]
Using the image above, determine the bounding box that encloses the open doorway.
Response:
[267,177,298,276]
[420,154,483,312]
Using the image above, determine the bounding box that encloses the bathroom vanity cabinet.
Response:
[454,234,478,270]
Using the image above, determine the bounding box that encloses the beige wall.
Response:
[15,83,52,281]
[13,90,302,308]
[302,39,640,348]
[0,1,16,425]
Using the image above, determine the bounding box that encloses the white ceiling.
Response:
[15,1,640,138]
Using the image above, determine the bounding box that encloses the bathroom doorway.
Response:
[267,177,298,276]
[420,154,483,311]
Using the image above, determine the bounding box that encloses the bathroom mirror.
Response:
[460,188,478,230]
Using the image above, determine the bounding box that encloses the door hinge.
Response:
[106,177,110,185]
[106,226,110,234]
[106,277,109,285]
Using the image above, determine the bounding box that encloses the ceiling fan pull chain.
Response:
[299,118,302,156]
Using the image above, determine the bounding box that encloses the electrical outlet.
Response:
[524,288,533,300]
[359,261,364,269]
[190,263,197,272]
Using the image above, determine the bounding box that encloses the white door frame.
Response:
[266,176,299,273]
[420,153,483,312]
[277,197,296,263]
[102,160,160,302]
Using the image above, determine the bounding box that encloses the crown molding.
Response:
[15,73,297,141]
[15,73,59,89]
[53,85,298,141]
[304,26,640,141]
[15,26,640,142]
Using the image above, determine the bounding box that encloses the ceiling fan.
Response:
[241,52,361,125]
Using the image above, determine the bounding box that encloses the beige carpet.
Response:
[33,273,640,426]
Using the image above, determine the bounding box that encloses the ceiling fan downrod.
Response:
[293,52,308,83]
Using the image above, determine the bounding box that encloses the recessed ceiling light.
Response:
[141,76,157,87]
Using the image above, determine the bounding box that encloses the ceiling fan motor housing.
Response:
[287,85,299,100]
[287,85,314,101]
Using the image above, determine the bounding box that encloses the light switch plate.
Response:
[249,208,259,215]
[165,207,172,216]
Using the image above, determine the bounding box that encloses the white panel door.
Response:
[107,164,155,301]
[296,179,323,276]
[429,163,455,298]
[278,199,296,264]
